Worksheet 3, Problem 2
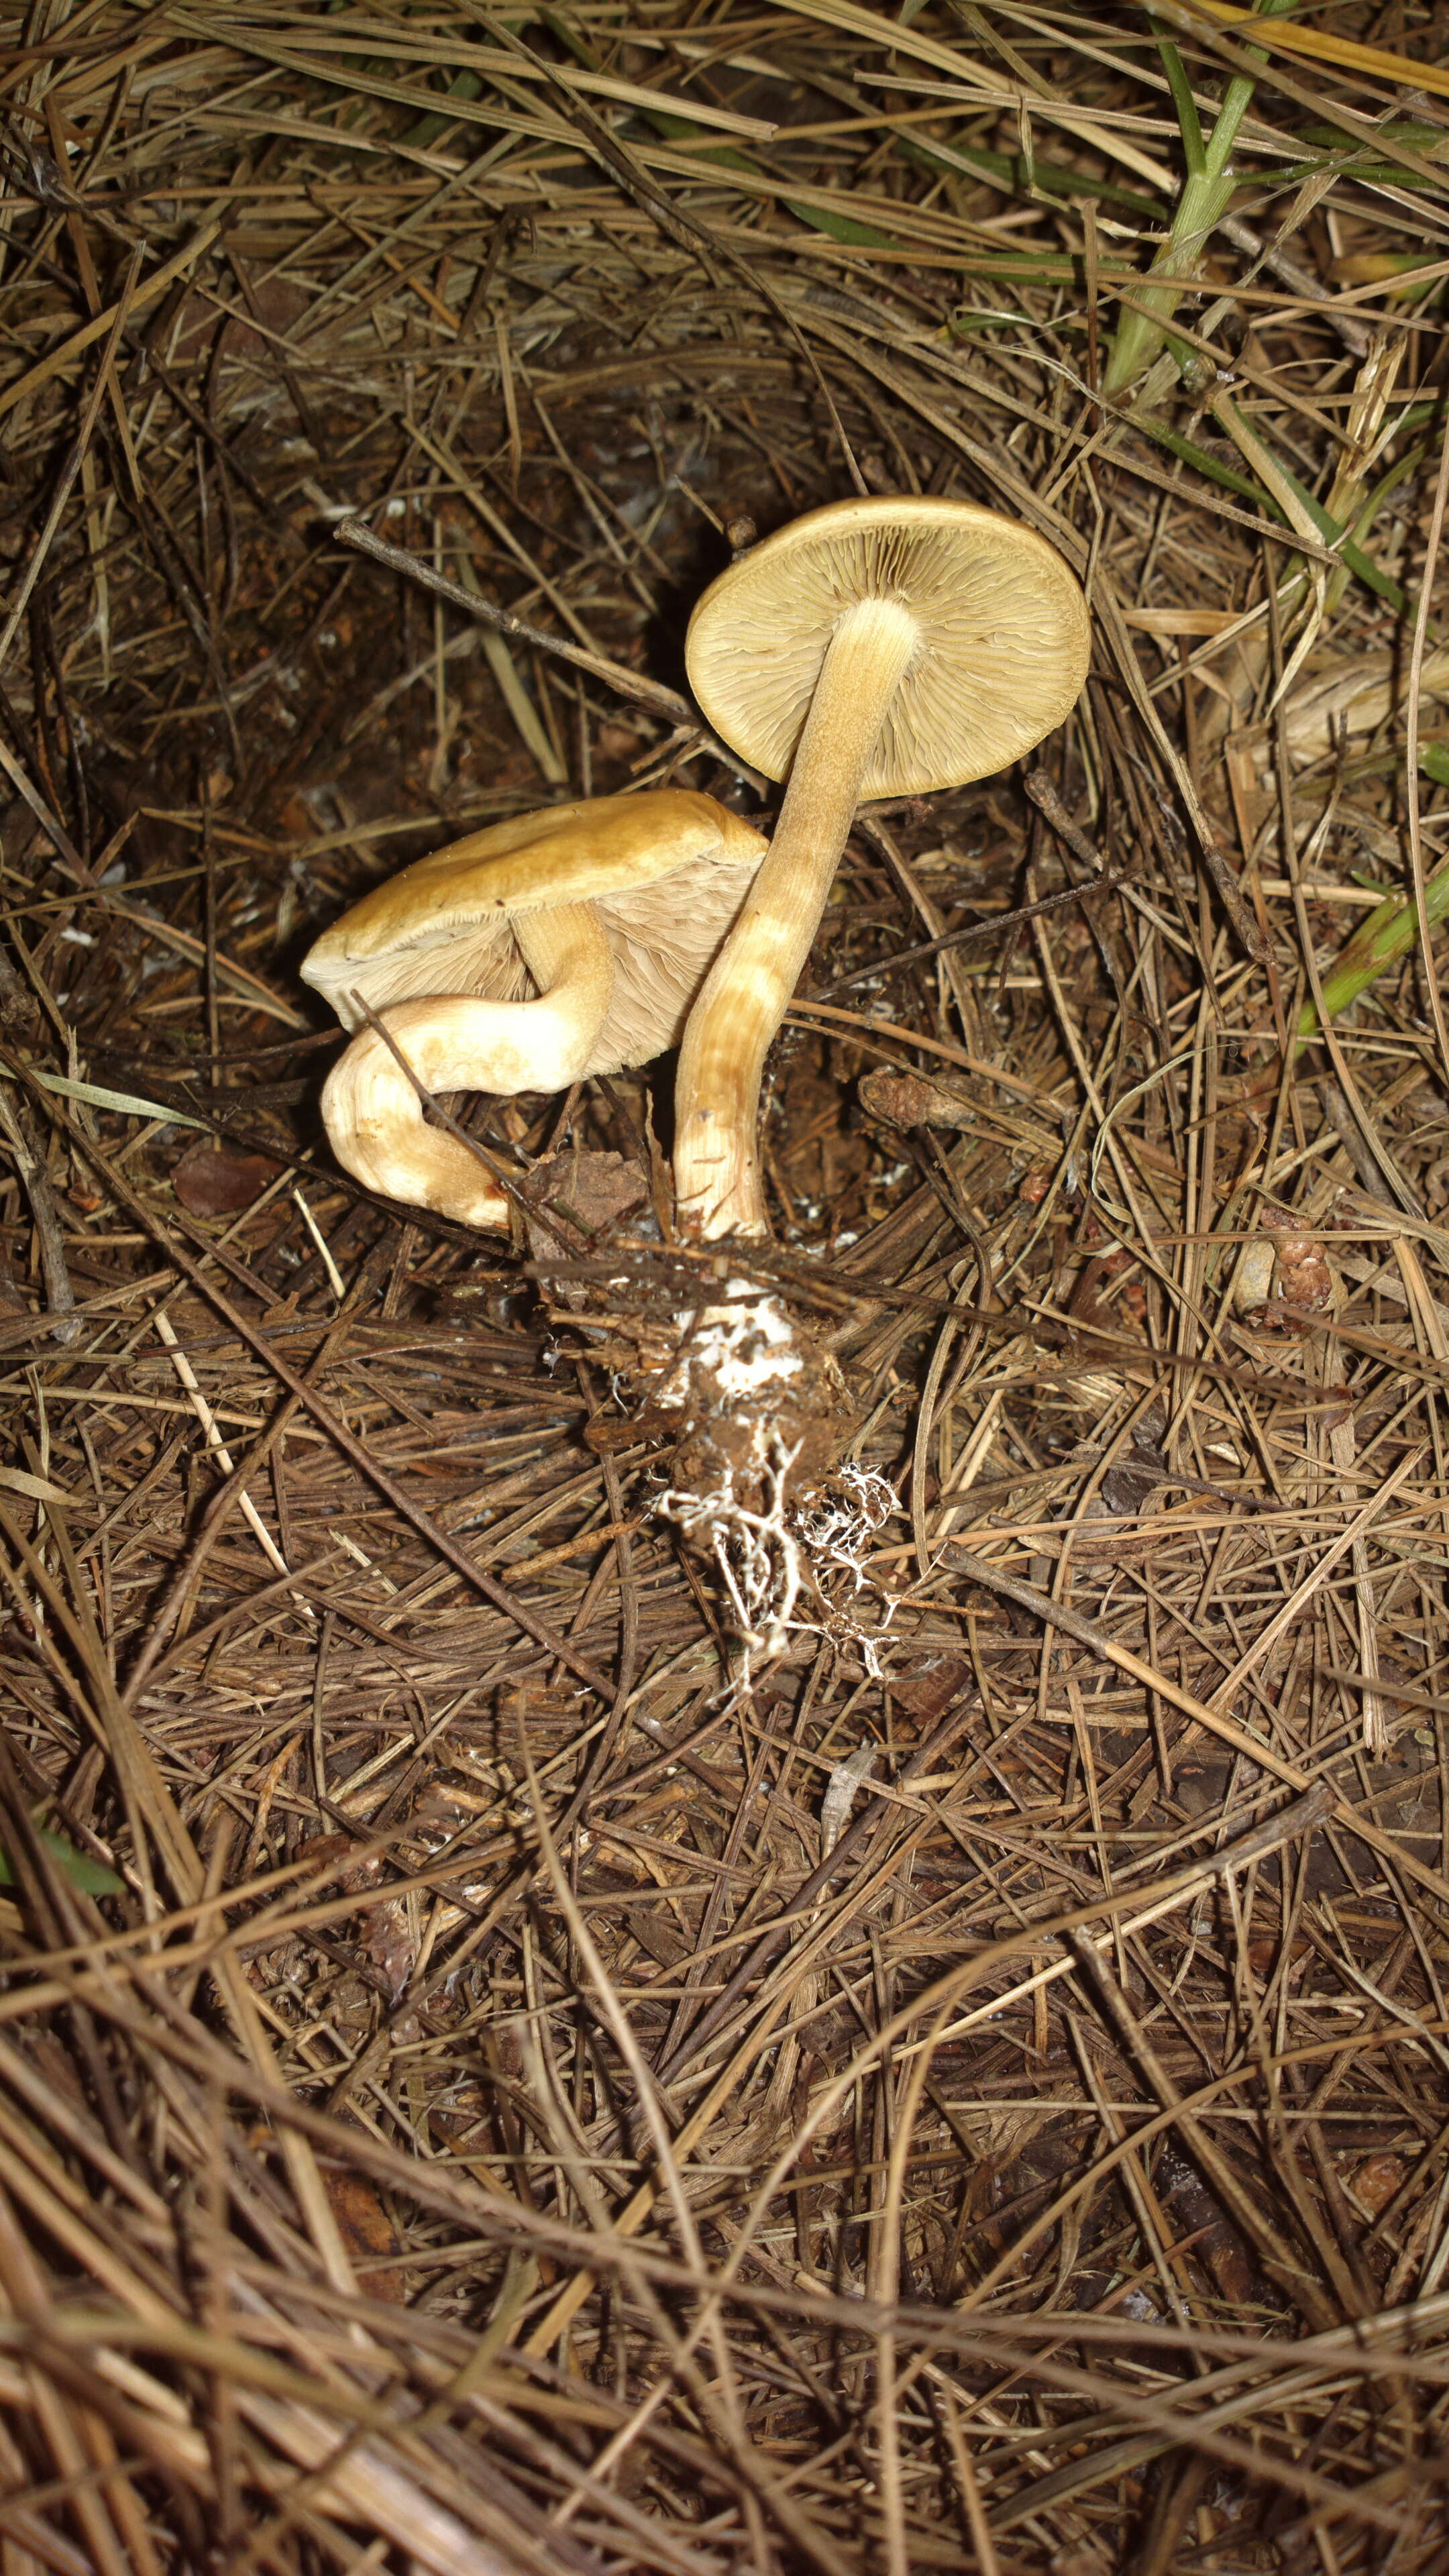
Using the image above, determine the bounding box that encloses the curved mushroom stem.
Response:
[321,902,614,1229]
[673,597,918,1238]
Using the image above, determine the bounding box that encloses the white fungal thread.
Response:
[653,1290,900,1690]
[658,1450,898,1688]
[794,1460,898,1678]
[658,1434,805,1685]
[798,1459,896,1593]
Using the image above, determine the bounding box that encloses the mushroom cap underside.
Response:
[301,803,768,1069]
[686,495,1091,796]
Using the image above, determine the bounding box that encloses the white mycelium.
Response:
[657,1438,805,1672]
[672,1284,803,1403]
[657,1308,899,1682]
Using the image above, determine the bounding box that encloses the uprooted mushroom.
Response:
[657,496,1091,1657]
[303,790,767,1230]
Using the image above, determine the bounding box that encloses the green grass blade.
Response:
[1155,29,1207,177]
[1296,850,1449,1048]
[0,1825,125,1896]
[897,131,1161,219]
[1105,0,1303,397]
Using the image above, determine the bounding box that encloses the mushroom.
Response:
[672,495,1091,1237]
[302,789,767,1228]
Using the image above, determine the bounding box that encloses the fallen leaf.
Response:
[890,1655,972,1721]
[172,1138,281,1218]
[1347,2153,1405,2218]
[860,1065,973,1130]
[276,792,316,841]
[521,1148,649,1237]
[362,1890,417,2003]
[296,1833,352,1872]
[521,1150,651,1316]
[323,2167,406,2303]
[1160,2147,1252,2303]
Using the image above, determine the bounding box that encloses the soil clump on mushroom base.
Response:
[665,1283,853,1515]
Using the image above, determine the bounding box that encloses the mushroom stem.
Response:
[321,902,613,1228]
[674,596,918,1238]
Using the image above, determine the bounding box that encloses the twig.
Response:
[822,860,1138,994]
[1022,766,1109,870]
[319,503,690,722]
[317,500,771,788]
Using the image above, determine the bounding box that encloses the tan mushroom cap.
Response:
[686,495,1091,799]
[302,788,767,1073]
[300,789,768,1232]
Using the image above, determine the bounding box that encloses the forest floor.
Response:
[1,5,1448,2571]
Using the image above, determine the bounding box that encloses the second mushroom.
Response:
[303,790,767,1230]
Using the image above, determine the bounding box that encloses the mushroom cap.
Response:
[301,788,767,1076]
[686,496,1090,798]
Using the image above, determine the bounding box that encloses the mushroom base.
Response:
[651,1285,867,1667]
[663,1289,854,1516]
[537,1268,894,1676]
